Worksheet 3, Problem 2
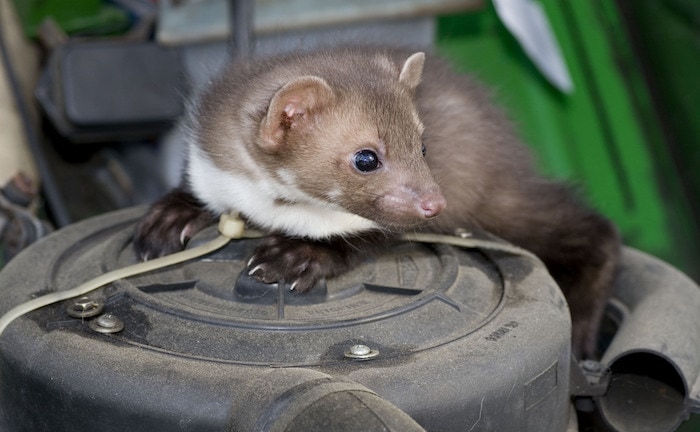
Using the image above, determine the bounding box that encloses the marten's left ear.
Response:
[259,76,334,151]
[399,52,425,90]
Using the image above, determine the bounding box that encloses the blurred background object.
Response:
[0,172,53,265]
[2,0,697,281]
[0,0,698,430]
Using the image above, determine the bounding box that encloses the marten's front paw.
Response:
[247,236,333,292]
[133,188,215,260]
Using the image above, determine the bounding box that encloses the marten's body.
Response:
[135,47,620,358]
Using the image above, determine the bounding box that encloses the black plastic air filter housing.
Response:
[0,208,573,431]
[35,42,185,143]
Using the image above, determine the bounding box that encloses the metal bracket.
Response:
[569,357,610,397]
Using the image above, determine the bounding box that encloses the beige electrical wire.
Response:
[0,214,537,336]
[0,213,252,335]
[400,232,538,261]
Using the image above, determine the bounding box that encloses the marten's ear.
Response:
[259,76,334,151]
[399,52,425,90]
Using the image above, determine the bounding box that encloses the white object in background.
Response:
[0,0,39,186]
[493,0,574,93]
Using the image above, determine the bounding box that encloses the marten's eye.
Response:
[421,144,427,157]
[353,150,380,172]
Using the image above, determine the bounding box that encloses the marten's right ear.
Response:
[259,76,335,151]
[399,52,425,90]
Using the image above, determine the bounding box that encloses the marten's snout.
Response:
[374,185,445,227]
[420,192,446,219]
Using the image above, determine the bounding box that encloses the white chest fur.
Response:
[187,146,379,239]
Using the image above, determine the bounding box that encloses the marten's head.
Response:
[189,51,445,238]
[255,52,445,234]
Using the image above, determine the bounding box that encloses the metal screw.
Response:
[344,344,379,360]
[67,296,104,318]
[89,313,124,334]
[580,360,602,374]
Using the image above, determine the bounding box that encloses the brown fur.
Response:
[134,46,620,359]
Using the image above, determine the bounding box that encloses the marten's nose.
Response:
[420,193,446,218]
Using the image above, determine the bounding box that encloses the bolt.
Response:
[67,296,104,318]
[350,345,370,356]
[89,313,124,334]
[344,344,379,360]
[96,314,119,328]
[580,360,603,374]
[75,297,94,310]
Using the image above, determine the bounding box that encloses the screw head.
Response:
[89,314,124,334]
[67,296,104,318]
[344,344,379,360]
[580,359,603,373]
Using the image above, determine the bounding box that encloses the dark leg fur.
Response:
[247,231,393,292]
[487,182,621,359]
[133,186,216,260]
[134,186,391,291]
[543,216,620,359]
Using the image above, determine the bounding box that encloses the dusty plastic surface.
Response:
[598,248,700,431]
[0,207,572,431]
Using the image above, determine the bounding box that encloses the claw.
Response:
[180,222,196,246]
[248,264,265,277]
[246,255,257,268]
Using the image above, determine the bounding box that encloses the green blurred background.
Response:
[437,0,699,283]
